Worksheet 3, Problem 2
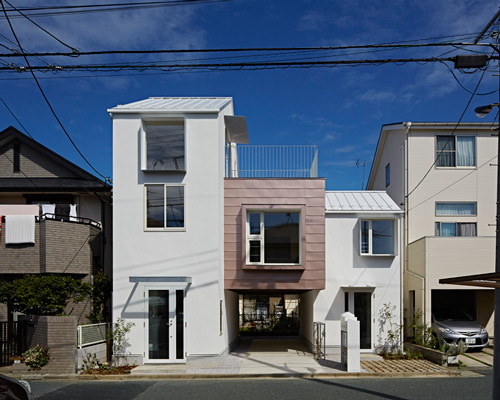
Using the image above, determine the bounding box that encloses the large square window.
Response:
[246,212,300,264]
[436,136,475,167]
[360,220,394,255]
[145,184,184,229]
[144,121,185,171]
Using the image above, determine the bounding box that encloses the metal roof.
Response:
[325,191,401,213]
[108,97,232,113]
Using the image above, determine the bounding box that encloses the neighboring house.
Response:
[0,126,112,324]
[316,191,402,353]
[109,97,402,365]
[366,122,497,336]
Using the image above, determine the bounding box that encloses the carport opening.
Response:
[239,294,299,336]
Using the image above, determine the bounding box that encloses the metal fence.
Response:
[0,321,28,366]
[77,323,109,349]
[226,144,318,178]
[313,321,326,359]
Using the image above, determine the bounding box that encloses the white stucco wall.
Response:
[314,213,402,353]
[111,104,233,363]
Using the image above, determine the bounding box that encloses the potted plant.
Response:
[10,356,24,364]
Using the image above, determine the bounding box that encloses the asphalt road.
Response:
[29,371,492,400]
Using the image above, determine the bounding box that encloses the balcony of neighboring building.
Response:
[225,144,318,178]
[407,236,495,291]
[0,212,102,275]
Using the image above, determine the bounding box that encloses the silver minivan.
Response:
[432,307,489,350]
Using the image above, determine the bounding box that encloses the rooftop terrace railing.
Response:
[225,144,318,178]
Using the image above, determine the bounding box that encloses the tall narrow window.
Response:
[385,163,390,187]
[13,143,20,172]
[145,121,185,171]
[436,136,475,167]
[145,184,185,229]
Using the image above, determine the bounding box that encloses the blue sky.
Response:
[0,0,499,189]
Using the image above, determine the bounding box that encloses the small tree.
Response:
[110,318,135,367]
[87,270,112,323]
[0,275,91,316]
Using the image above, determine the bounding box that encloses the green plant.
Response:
[87,270,112,323]
[409,310,438,349]
[80,353,100,373]
[109,318,135,367]
[442,340,468,356]
[22,345,50,371]
[0,275,91,316]
[377,302,402,354]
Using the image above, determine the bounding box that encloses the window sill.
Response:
[435,167,476,170]
[360,253,395,257]
[144,228,186,232]
[243,264,305,271]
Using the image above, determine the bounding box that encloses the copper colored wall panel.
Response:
[224,178,325,291]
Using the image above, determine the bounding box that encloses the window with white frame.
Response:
[247,211,300,264]
[145,184,184,229]
[360,220,395,255]
[435,222,477,237]
[435,202,477,216]
[436,136,476,167]
[144,121,185,171]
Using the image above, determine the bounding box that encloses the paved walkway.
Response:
[458,346,494,368]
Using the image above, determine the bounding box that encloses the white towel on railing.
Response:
[41,204,56,218]
[5,215,35,244]
[69,204,78,221]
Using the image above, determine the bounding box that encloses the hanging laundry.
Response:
[69,204,78,222]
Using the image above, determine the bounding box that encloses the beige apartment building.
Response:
[367,122,497,336]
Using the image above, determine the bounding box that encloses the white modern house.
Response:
[109,97,403,365]
[316,191,402,353]
[367,122,497,338]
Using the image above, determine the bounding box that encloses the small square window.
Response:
[436,136,475,167]
[360,219,395,256]
[145,184,184,229]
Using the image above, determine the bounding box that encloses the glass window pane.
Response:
[439,223,456,237]
[166,186,184,228]
[436,202,476,216]
[372,220,393,254]
[385,163,390,187]
[176,290,184,360]
[149,290,169,359]
[264,213,300,263]
[436,136,456,167]
[249,213,261,235]
[458,223,477,237]
[249,240,261,263]
[361,221,369,254]
[146,122,185,170]
[456,136,476,167]
[146,185,164,228]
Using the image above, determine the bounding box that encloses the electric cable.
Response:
[0,0,109,182]
[0,98,33,139]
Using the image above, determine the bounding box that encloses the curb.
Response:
[1,370,461,381]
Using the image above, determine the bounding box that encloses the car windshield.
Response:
[433,307,474,322]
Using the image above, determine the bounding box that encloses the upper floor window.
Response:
[247,211,300,265]
[435,202,476,216]
[436,136,476,167]
[144,121,185,171]
[145,184,184,230]
[360,219,395,256]
[436,222,477,237]
[385,163,390,187]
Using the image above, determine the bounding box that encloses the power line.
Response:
[438,60,499,95]
[4,0,79,53]
[0,41,493,58]
[0,0,229,19]
[0,98,33,139]
[0,0,108,182]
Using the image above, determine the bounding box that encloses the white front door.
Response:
[145,288,185,363]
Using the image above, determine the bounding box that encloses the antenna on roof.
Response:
[356,159,371,190]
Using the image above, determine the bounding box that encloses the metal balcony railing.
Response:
[225,144,318,178]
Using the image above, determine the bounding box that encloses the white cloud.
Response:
[357,89,396,103]
[335,145,355,153]
[298,11,326,32]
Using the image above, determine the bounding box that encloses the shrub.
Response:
[109,318,134,367]
[23,345,50,371]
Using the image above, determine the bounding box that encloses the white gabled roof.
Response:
[108,97,233,114]
[325,191,402,213]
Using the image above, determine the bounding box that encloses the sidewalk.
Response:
[0,338,462,380]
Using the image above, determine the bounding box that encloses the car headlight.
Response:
[438,327,457,334]
[481,328,487,334]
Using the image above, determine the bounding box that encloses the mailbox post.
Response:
[341,312,360,372]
